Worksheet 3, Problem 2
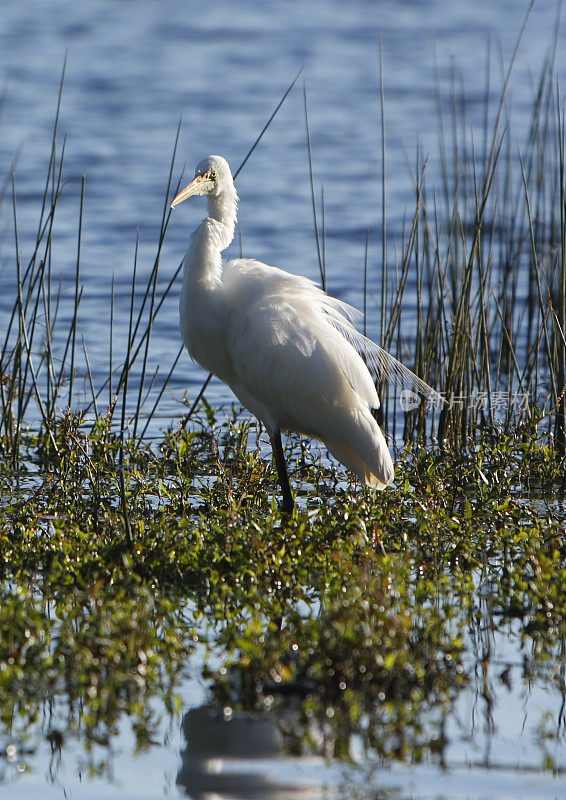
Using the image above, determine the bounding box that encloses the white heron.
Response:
[171,155,439,513]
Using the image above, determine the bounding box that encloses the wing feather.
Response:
[327,315,444,407]
[223,259,444,408]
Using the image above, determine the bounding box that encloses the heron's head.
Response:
[171,155,233,207]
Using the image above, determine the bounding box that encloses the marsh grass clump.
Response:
[0,414,564,773]
[0,580,194,771]
[373,43,566,452]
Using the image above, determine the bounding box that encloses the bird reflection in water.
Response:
[176,704,338,800]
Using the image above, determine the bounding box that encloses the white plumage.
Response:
[172,155,437,512]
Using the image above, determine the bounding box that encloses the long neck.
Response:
[184,187,238,287]
[207,186,238,249]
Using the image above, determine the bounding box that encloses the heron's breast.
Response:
[179,285,233,383]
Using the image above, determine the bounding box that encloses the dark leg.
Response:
[269,428,294,513]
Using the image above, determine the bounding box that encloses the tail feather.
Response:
[324,408,394,490]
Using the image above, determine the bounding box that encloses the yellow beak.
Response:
[171,174,214,208]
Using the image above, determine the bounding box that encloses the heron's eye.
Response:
[209,171,217,181]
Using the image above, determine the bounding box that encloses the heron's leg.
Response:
[269,428,294,513]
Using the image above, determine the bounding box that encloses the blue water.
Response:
[1,1,565,797]
[2,0,564,430]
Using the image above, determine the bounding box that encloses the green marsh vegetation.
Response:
[0,27,565,786]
